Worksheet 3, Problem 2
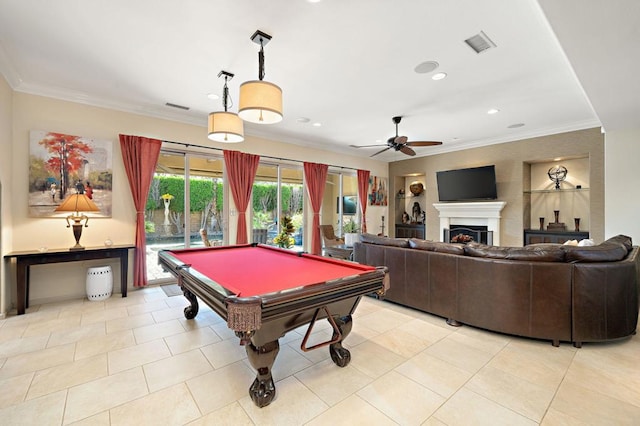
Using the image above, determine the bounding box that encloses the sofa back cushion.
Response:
[564,234,632,262]
[464,242,566,262]
[409,239,465,255]
[360,233,410,248]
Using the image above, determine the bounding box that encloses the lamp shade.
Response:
[208,111,244,143]
[55,193,100,213]
[238,80,283,124]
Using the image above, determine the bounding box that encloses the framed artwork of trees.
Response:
[29,130,113,217]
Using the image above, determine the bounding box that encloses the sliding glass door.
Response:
[281,165,304,250]
[323,170,358,238]
[251,162,304,250]
[145,150,224,283]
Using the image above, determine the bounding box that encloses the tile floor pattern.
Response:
[0,286,639,425]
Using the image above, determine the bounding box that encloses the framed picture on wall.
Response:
[368,175,388,206]
[28,130,113,217]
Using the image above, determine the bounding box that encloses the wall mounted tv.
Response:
[436,165,498,201]
[337,195,357,215]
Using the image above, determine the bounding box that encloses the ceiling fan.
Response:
[350,116,442,157]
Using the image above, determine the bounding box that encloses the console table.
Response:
[395,223,425,239]
[4,245,134,315]
[523,229,589,245]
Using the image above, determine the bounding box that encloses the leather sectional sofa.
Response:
[353,234,639,347]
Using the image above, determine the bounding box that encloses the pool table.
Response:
[158,243,388,407]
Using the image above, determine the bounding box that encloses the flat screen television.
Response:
[436,165,498,201]
[337,195,357,215]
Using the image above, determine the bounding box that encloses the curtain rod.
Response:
[162,139,360,172]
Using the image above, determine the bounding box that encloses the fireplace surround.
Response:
[433,201,506,245]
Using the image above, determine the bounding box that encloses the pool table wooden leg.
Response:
[181,287,199,320]
[246,339,279,408]
[329,314,353,367]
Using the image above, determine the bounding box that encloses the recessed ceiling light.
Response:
[414,61,439,74]
[297,117,310,123]
[432,72,447,81]
[312,122,322,127]
[207,93,220,100]
[487,108,500,115]
[307,0,322,3]
[507,123,525,128]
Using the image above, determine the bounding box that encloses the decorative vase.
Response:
[344,233,360,247]
[539,217,545,230]
[553,210,560,223]
[574,218,580,232]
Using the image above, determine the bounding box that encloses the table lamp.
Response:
[54,193,100,250]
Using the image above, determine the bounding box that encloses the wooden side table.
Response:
[324,244,354,260]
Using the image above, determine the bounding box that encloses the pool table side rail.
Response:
[252,268,388,323]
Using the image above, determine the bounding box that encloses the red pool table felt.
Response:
[165,245,375,297]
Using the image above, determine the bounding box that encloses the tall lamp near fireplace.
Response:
[55,193,100,250]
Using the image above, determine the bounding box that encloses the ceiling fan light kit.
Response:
[238,30,283,124]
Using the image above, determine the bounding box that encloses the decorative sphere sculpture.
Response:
[548,165,568,189]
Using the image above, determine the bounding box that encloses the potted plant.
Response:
[273,216,295,248]
[343,219,361,247]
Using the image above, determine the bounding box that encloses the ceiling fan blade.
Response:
[349,144,387,148]
[406,141,443,147]
[400,146,416,156]
[371,146,392,157]
[394,136,408,144]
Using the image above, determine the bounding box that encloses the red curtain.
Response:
[224,150,260,244]
[119,134,162,287]
[303,162,329,255]
[357,170,371,233]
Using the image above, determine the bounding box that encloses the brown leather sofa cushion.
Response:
[605,234,633,251]
[564,235,631,263]
[409,239,465,255]
[360,233,410,248]
[464,242,566,262]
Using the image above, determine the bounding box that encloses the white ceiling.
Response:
[0,1,636,162]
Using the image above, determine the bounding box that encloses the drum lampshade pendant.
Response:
[238,30,283,124]
[208,71,244,143]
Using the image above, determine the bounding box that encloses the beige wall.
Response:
[0,75,14,317]
[605,128,640,241]
[2,91,387,314]
[389,128,604,246]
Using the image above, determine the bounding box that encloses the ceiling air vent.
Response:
[464,31,496,54]
[165,102,190,110]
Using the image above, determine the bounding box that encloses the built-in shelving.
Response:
[394,175,426,237]
[524,188,589,194]
[523,157,590,244]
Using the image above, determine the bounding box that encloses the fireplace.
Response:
[433,201,506,245]
[445,225,493,245]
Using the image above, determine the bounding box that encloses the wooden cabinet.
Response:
[524,229,589,245]
[396,224,425,239]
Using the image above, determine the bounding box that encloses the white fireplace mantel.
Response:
[433,201,506,245]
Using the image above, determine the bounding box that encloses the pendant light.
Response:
[238,30,283,124]
[208,70,244,143]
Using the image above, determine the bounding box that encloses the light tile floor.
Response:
[1,286,639,425]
